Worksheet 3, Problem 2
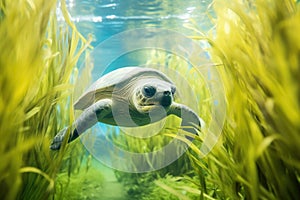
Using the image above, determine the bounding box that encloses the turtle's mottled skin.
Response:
[50,67,204,150]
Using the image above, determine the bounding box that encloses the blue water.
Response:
[61,0,214,45]
[58,0,214,75]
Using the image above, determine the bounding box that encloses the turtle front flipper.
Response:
[50,127,79,150]
[50,99,112,150]
[168,102,205,136]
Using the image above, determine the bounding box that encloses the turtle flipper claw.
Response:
[50,127,68,150]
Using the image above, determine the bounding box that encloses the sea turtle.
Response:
[50,67,204,150]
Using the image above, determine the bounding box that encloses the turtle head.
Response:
[132,79,176,113]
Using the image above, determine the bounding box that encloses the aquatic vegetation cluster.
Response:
[55,161,105,200]
[0,0,91,199]
[1,0,299,199]
[204,0,300,199]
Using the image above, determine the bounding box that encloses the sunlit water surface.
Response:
[58,0,214,72]
[60,0,214,44]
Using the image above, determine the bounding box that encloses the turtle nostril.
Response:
[163,91,171,96]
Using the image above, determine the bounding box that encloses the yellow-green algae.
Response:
[205,0,300,199]
[0,0,91,199]
[1,0,299,200]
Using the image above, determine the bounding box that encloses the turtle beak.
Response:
[160,91,172,107]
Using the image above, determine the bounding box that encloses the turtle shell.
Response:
[74,67,174,110]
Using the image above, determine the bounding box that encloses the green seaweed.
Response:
[2,0,299,199]
[0,0,92,199]
[54,156,105,200]
[205,0,300,199]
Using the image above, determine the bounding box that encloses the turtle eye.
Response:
[171,87,176,95]
[142,86,156,97]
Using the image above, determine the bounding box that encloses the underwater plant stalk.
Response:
[188,0,300,199]
[0,0,91,199]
